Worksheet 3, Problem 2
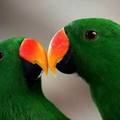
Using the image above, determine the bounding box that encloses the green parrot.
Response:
[48,18,120,120]
[0,37,69,120]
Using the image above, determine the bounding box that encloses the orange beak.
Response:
[19,38,48,75]
[48,28,70,73]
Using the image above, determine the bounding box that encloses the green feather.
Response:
[64,18,120,120]
[0,38,69,120]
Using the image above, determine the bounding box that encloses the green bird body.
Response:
[64,18,120,120]
[0,38,69,120]
[48,18,120,120]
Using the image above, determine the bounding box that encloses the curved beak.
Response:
[48,28,70,74]
[19,38,48,75]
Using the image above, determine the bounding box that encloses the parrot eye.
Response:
[85,30,97,40]
[0,52,4,60]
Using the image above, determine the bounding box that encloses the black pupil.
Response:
[0,52,3,60]
[85,30,97,40]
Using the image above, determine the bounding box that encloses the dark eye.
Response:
[0,52,4,60]
[85,30,97,40]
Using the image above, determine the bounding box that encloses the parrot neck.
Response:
[90,77,120,120]
[77,66,120,119]
[0,77,69,119]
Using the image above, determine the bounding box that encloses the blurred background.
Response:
[0,0,120,119]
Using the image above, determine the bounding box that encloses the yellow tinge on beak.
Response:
[48,28,70,74]
[19,38,48,75]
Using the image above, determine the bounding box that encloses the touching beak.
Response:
[48,28,70,74]
[19,38,48,75]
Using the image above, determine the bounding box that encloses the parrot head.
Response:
[0,37,48,96]
[48,18,120,86]
[48,18,120,119]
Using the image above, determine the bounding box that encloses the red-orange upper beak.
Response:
[19,38,48,75]
[48,28,70,73]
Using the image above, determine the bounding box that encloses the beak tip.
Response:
[50,68,57,76]
[45,70,48,76]
[42,64,48,76]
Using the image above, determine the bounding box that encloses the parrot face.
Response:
[48,18,120,85]
[0,37,48,96]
